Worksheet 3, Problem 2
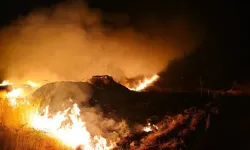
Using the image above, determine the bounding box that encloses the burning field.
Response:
[1,1,250,150]
[0,75,221,150]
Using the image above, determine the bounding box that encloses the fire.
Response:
[126,75,159,91]
[0,80,35,105]
[5,88,22,106]
[0,80,12,86]
[32,103,114,149]
[143,123,153,132]
[143,123,159,132]
[26,80,40,88]
[0,80,114,150]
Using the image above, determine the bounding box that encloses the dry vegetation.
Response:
[0,88,219,150]
[0,95,70,150]
[117,103,219,150]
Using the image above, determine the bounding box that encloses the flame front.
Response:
[125,75,159,91]
[31,103,113,149]
[26,80,40,88]
[0,80,113,150]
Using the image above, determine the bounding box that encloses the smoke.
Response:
[80,106,130,142]
[0,1,205,83]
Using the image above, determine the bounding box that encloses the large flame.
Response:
[0,80,113,150]
[31,103,114,149]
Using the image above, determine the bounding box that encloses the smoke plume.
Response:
[0,1,205,83]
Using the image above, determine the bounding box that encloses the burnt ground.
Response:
[192,95,250,150]
[30,77,250,150]
[112,94,250,150]
[87,83,250,149]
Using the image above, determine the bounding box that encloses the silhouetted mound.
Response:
[30,75,132,115]
[31,81,93,113]
[30,75,209,123]
[27,77,250,149]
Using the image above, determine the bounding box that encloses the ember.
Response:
[143,123,159,132]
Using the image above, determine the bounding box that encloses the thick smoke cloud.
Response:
[0,1,205,83]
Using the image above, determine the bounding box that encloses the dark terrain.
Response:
[193,95,250,150]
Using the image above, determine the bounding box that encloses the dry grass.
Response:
[128,105,218,150]
[0,95,71,150]
[0,125,70,150]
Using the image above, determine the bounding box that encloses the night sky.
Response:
[1,0,249,89]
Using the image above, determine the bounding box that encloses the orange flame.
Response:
[0,80,114,149]
[143,123,153,132]
[32,103,114,149]
[26,80,40,88]
[5,88,22,106]
[126,75,159,91]
[0,80,12,86]
[143,123,159,132]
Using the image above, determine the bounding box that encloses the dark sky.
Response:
[0,0,249,88]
